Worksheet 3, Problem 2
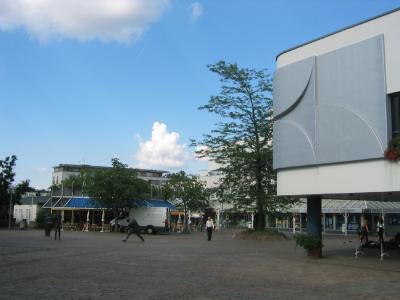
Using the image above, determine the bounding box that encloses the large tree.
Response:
[164,171,209,232]
[192,61,292,230]
[14,179,36,203]
[80,158,150,232]
[0,155,17,225]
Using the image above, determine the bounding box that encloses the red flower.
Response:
[384,149,399,161]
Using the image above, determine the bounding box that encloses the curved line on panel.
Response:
[274,69,313,121]
[279,119,317,161]
[322,103,384,152]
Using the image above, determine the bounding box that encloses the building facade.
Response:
[274,8,400,200]
[52,163,169,187]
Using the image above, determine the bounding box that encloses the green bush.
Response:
[35,208,47,229]
[234,228,287,240]
[294,234,322,251]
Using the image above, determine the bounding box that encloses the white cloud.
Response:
[0,0,170,43]
[135,122,190,169]
[189,2,203,22]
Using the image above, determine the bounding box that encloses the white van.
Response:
[131,207,170,234]
[110,207,171,234]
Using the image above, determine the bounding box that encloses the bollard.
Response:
[380,241,388,261]
[355,239,364,258]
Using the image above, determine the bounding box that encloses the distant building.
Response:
[52,163,169,187]
[13,192,51,225]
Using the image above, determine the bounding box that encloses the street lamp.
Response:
[8,188,13,230]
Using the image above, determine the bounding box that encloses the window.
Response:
[391,92,400,138]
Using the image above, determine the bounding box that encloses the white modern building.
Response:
[273,8,400,250]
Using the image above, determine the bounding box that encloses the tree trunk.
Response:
[113,207,118,233]
[255,179,265,230]
[183,204,189,233]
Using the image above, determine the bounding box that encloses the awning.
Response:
[132,199,176,210]
[43,197,176,211]
[288,199,400,214]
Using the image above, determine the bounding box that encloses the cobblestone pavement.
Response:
[0,229,399,300]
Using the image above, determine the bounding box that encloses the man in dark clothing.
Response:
[45,214,53,237]
[54,213,62,240]
[123,218,145,242]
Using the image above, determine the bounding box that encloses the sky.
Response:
[1,0,400,189]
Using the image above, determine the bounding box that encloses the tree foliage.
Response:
[0,155,17,223]
[14,179,36,204]
[192,61,294,230]
[164,171,209,231]
[80,158,150,231]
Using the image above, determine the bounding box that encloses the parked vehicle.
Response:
[110,207,171,234]
[131,207,171,234]
[109,212,129,232]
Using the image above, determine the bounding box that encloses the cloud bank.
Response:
[0,0,170,42]
[189,2,203,22]
[135,122,189,169]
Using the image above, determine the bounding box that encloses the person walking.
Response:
[45,214,53,237]
[123,218,145,242]
[360,218,369,246]
[54,213,62,240]
[206,216,214,241]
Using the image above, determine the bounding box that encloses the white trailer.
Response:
[130,206,170,234]
[110,200,175,233]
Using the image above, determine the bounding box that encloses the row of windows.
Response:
[391,92,400,138]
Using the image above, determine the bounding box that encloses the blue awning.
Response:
[132,199,176,210]
[43,197,176,210]
[66,197,98,209]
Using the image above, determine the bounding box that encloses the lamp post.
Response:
[101,209,105,232]
[8,189,13,230]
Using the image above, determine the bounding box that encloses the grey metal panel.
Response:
[273,119,316,169]
[273,59,317,168]
[273,34,388,169]
[273,57,315,117]
[316,34,387,164]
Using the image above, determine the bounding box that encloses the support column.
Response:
[307,196,322,257]
[322,214,326,233]
[216,209,220,230]
[333,214,336,231]
[344,213,348,236]
[382,213,386,237]
[299,214,302,232]
[292,213,296,234]
[61,210,64,231]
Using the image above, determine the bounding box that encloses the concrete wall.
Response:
[274,35,388,169]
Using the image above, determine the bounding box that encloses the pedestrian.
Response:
[54,213,62,240]
[377,217,384,244]
[45,214,53,237]
[206,216,214,241]
[123,218,145,242]
[360,218,369,246]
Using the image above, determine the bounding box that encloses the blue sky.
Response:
[1,0,399,188]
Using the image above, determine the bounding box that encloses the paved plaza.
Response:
[0,229,399,300]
